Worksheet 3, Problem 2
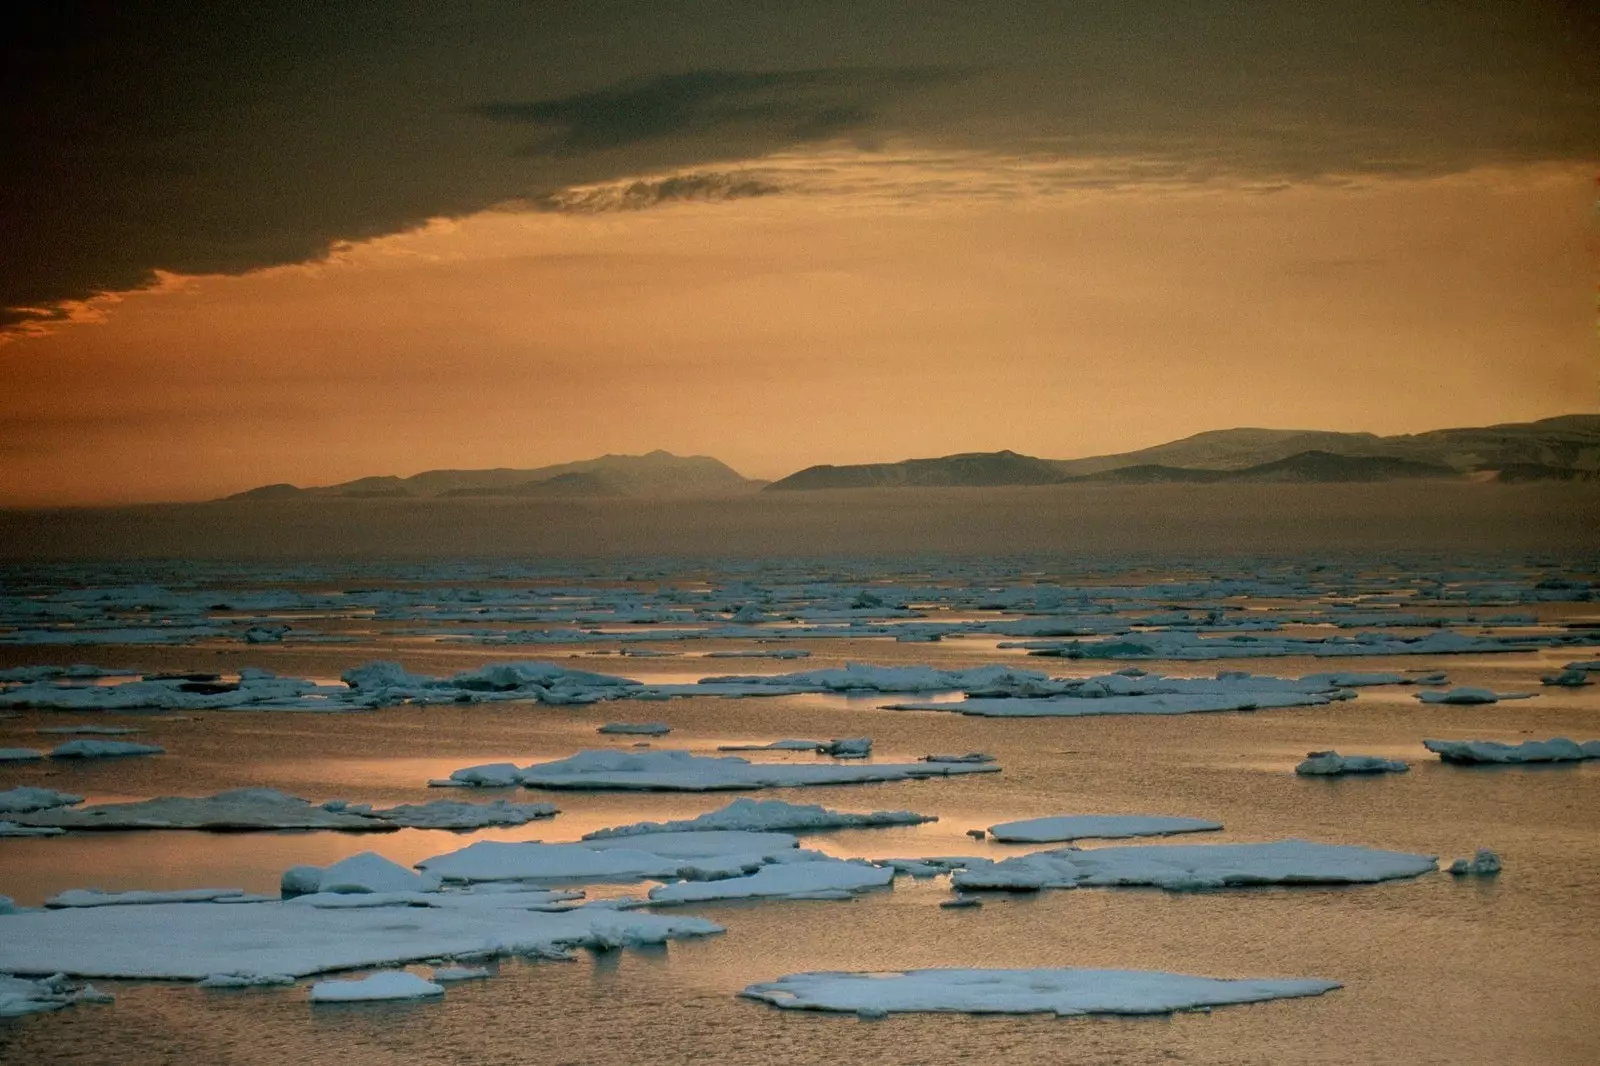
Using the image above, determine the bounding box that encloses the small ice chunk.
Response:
[0,748,44,762]
[1415,687,1530,705]
[199,972,296,988]
[823,738,871,758]
[740,968,1342,1017]
[302,852,441,895]
[1295,751,1409,776]
[1448,848,1501,877]
[921,753,995,764]
[1423,738,1600,764]
[1540,670,1592,688]
[987,815,1222,844]
[308,971,444,1003]
[431,966,492,982]
[940,897,982,909]
[0,822,66,837]
[428,762,523,788]
[47,888,251,908]
[597,722,671,735]
[0,973,113,1018]
[49,739,165,759]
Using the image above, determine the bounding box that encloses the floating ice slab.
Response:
[0,748,43,762]
[285,853,441,897]
[353,798,558,829]
[47,888,255,908]
[0,973,112,1018]
[0,822,65,837]
[0,787,83,814]
[1423,738,1600,764]
[1415,687,1532,705]
[1295,751,1409,776]
[12,789,395,832]
[598,722,671,735]
[418,831,799,883]
[432,966,491,982]
[986,815,1222,844]
[49,739,165,759]
[512,749,996,791]
[583,797,935,839]
[886,692,1332,717]
[198,971,296,988]
[740,968,1341,1017]
[1449,848,1501,876]
[429,762,524,788]
[951,840,1436,891]
[921,753,995,764]
[648,859,893,904]
[309,971,444,1003]
[0,894,723,979]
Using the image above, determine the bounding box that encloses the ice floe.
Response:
[921,752,995,764]
[432,966,491,982]
[0,748,43,762]
[581,797,934,839]
[0,892,723,979]
[284,853,442,897]
[46,888,263,908]
[0,787,81,814]
[49,739,165,758]
[1295,751,1409,776]
[417,831,801,884]
[1415,687,1532,705]
[597,722,671,735]
[647,858,893,904]
[949,840,1436,891]
[0,822,65,837]
[1448,848,1501,876]
[740,968,1341,1017]
[985,815,1222,844]
[489,749,997,791]
[1422,738,1600,764]
[308,971,444,1002]
[0,973,113,1018]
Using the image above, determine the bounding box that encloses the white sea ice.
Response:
[0,973,113,1018]
[582,797,934,839]
[429,762,524,788]
[0,786,83,813]
[740,968,1341,1018]
[950,840,1436,891]
[49,739,165,758]
[284,853,441,897]
[417,831,800,884]
[986,815,1222,844]
[597,722,671,735]
[1448,848,1501,876]
[1415,687,1532,705]
[1295,751,1410,776]
[431,966,491,982]
[0,893,724,979]
[0,747,43,762]
[1422,738,1600,764]
[512,749,998,791]
[47,888,257,908]
[647,859,893,904]
[309,971,444,1003]
[198,972,296,988]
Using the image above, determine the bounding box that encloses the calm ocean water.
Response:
[2,572,1598,1065]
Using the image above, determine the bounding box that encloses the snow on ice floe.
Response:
[46,888,266,908]
[0,973,113,1018]
[308,971,443,1003]
[582,797,934,839]
[1422,738,1600,764]
[597,722,671,735]
[949,840,1436,892]
[440,749,997,792]
[8,789,558,833]
[0,748,43,762]
[1448,848,1501,876]
[647,859,894,904]
[49,739,164,758]
[1415,687,1533,705]
[283,853,441,897]
[986,815,1222,844]
[416,831,802,884]
[740,968,1341,1018]
[1295,751,1409,776]
[0,891,723,979]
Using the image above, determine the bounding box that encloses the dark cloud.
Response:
[2,1,1595,330]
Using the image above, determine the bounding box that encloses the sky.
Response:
[1,1,1597,505]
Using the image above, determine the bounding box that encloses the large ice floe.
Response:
[309,971,444,1003]
[740,968,1341,1018]
[985,815,1222,844]
[647,859,895,904]
[998,629,1582,660]
[435,749,998,791]
[0,973,113,1018]
[4,789,558,833]
[1295,751,1409,776]
[0,890,723,979]
[48,739,165,759]
[580,797,934,839]
[882,670,1349,717]
[948,841,1436,891]
[416,831,806,884]
[1422,738,1600,764]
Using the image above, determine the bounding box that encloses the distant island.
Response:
[224,416,1599,500]
[765,415,1600,490]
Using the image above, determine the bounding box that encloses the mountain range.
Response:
[224,415,1600,499]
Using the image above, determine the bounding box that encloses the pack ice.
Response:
[741,968,1340,1017]
[950,840,1436,891]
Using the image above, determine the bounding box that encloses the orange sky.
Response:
[0,155,1592,505]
